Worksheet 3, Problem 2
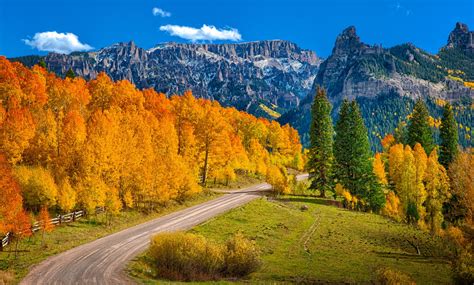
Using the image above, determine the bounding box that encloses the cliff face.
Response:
[447,22,474,51]
[313,25,473,103]
[12,40,321,119]
[279,23,474,149]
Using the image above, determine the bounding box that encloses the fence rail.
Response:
[0,207,104,251]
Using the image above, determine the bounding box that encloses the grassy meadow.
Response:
[129,196,453,284]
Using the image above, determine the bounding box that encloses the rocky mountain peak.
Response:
[12,40,320,119]
[447,22,474,51]
[332,26,366,54]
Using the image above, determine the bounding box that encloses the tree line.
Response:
[0,57,303,238]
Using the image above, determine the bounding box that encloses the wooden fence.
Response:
[0,207,104,251]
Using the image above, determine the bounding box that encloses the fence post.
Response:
[72,211,76,222]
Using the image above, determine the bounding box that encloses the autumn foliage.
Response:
[0,57,302,227]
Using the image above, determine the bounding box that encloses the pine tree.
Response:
[334,99,351,187]
[65,68,76,79]
[407,99,434,154]
[334,100,384,211]
[439,103,459,168]
[38,59,47,69]
[307,87,334,197]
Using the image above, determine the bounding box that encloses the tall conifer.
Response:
[407,99,434,154]
[439,103,458,168]
[307,87,334,197]
[334,100,385,211]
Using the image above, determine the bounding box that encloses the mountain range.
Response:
[12,40,320,119]
[11,22,474,150]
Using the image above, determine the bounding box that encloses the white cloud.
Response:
[152,7,171,17]
[23,31,93,54]
[159,24,242,42]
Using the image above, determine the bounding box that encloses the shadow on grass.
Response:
[274,196,342,207]
[375,251,449,264]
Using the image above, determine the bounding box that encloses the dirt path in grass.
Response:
[20,174,306,285]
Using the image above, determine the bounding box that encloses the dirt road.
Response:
[20,179,292,285]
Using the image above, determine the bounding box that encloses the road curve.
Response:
[21,179,290,285]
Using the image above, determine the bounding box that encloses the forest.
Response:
[0,57,303,241]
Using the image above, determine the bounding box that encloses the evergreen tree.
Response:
[38,59,47,69]
[346,101,373,196]
[439,103,459,168]
[334,99,351,187]
[307,87,334,197]
[407,99,434,154]
[394,121,408,145]
[334,100,385,211]
[65,68,76,79]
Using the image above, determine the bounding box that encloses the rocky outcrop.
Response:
[313,25,473,103]
[12,40,321,119]
[447,22,474,51]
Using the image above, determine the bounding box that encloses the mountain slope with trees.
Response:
[279,23,474,150]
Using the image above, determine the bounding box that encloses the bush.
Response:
[375,267,416,285]
[148,232,224,281]
[0,270,14,285]
[442,227,474,284]
[147,232,261,281]
[452,246,474,284]
[224,232,261,276]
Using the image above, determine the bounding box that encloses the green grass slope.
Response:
[130,196,452,284]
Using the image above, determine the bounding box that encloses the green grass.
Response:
[129,196,453,284]
[0,191,219,283]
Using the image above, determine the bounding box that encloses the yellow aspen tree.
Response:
[388,143,405,188]
[14,166,58,211]
[373,153,388,186]
[383,191,401,221]
[88,72,114,111]
[38,206,54,247]
[105,187,122,225]
[266,164,290,194]
[57,178,76,213]
[447,152,474,225]
[195,102,226,185]
[413,143,428,228]
[23,109,58,167]
[424,150,450,234]
[399,145,417,222]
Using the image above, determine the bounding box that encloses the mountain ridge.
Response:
[279,22,473,149]
[11,40,321,119]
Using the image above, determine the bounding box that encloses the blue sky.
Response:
[0,0,472,58]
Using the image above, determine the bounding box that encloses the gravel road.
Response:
[20,178,298,285]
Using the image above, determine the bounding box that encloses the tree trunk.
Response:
[201,145,209,186]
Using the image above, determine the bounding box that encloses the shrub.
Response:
[375,267,416,285]
[148,232,224,281]
[224,232,261,276]
[292,180,310,196]
[452,245,474,284]
[442,227,474,284]
[147,232,261,281]
[0,270,14,285]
